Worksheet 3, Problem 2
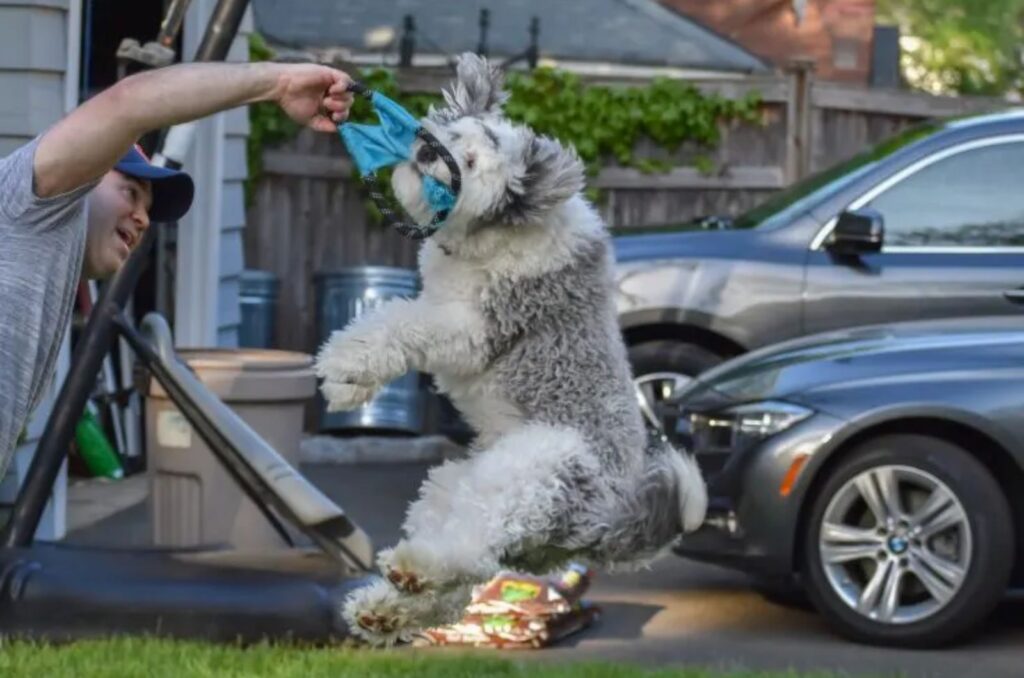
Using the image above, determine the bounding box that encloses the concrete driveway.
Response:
[68,460,1024,678]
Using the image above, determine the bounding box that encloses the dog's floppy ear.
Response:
[499,134,586,224]
[431,53,509,122]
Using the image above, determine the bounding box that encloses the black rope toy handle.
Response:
[344,82,462,241]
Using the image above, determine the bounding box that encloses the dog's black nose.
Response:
[416,143,438,164]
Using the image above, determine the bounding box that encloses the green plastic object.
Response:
[75,406,124,480]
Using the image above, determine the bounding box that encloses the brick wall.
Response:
[661,0,877,83]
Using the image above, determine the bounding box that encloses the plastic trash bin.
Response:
[146,349,315,549]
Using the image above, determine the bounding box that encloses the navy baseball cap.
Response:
[114,144,194,222]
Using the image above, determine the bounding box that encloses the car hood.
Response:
[675,317,1024,406]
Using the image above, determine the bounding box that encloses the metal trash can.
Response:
[238,269,280,349]
[315,266,423,434]
[146,349,315,549]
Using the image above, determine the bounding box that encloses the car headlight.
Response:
[688,401,813,453]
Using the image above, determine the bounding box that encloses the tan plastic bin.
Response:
[146,349,316,549]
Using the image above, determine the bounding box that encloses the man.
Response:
[0,60,355,472]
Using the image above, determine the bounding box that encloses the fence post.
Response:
[785,58,816,184]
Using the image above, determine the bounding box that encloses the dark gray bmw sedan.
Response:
[665,316,1024,648]
[615,110,1024,435]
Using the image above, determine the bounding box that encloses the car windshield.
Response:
[733,121,940,231]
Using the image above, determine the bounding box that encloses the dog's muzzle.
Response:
[338,83,460,241]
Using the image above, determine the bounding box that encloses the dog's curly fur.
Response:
[315,53,708,645]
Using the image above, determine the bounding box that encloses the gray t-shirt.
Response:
[0,136,98,476]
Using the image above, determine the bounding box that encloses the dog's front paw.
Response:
[315,334,379,386]
[321,382,377,412]
[315,333,389,411]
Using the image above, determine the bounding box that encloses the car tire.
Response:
[801,434,1014,648]
[628,341,725,432]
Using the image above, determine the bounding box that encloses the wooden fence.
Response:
[245,65,1006,355]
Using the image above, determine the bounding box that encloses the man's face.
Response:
[84,170,153,279]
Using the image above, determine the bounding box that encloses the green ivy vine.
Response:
[245,33,762,207]
[503,68,761,176]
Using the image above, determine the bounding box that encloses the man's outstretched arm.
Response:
[33,61,353,198]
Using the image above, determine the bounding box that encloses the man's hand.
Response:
[34,61,358,199]
[271,63,355,132]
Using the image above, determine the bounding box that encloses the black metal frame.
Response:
[0,222,373,639]
[0,0,375,644]
[2,219,372,562]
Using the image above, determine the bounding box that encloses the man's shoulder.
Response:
[0,134,93,227]
[0,135,40,175]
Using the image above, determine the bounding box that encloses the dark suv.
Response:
[613,110,1024,429]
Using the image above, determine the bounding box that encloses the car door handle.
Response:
[1003,289,1024,304]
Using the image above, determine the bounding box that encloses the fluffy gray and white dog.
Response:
[315,53,707,645]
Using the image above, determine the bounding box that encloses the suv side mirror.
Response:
[826,209,884,256]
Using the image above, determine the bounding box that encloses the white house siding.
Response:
[176,3,252,348]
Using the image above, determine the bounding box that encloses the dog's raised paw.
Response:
[321,382,376,412]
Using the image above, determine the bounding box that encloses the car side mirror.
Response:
[826,209,884,256]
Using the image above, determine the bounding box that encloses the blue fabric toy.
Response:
[339,92,419,175]
[338,90,459,232]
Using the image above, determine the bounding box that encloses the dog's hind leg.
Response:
[380,423,598,592]
[344,456,481,646]
[347,424,599,643]
[380,455,476,594]
[342,577,475,646]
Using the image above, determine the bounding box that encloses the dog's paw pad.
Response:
[386,568,429,594]
[378,543,442,593]
[342,579,414,647]
[357,612,401,635]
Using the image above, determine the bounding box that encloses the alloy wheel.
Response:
[633,371,693,432]
[818,464,972,625]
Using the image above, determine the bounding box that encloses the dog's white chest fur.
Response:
[418,242,523,444]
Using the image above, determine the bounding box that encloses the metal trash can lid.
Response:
[178,349,309,370]
[313,265,417,279]
[314,266,421,291]
[148,349,316,402]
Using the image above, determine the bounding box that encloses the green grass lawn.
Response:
[0,637,878,678]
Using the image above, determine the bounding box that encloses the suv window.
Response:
[865,140,1024,248]
[737,121,938,231]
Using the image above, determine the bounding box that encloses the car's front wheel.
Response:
[801,434,1014,647]
[628,341,724,434]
